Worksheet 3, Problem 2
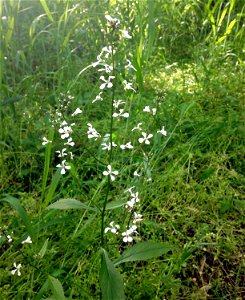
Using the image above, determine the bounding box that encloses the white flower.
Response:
[125,192,140,210]
[152,108,157,115]
[103,165,119,181]
[42,137,52,145]
[71,108,82,116]
[58,126,72,139]
[120,29,132,39]
[125,186,135,194]
[125,59,136,71]
[132,123,142,131]
[21,236,32,244]
[105,14,120,27]
[133,212,143,224]
[143,106,151,113]
[56,148,67,157]
[7,235,12,243]
[11,263,21,276]
[87,123,101,140]
[56,160,71,175]
[157,126,167,136]
[101,142,117,151]
[113,100,125,109]
[138,132,153,144]
[105,221,120,234]
[120,142,133,150]
[92,92,103,103]
[133,170,140,177]
[122,225,138,243]
[100,76,115,89]
[123,80,136,92]
[98,64,113,73]
[113,109,129,118]
[64,137,75,147]
[143,106,157,115]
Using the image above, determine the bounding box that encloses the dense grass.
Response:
[0,0,244,299]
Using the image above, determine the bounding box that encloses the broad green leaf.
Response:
[0,195,33,236]
[100,248,125,300]
[114,241,174,266]
[106,199,126,210]
[46,198,97,212]
[48,276,66,300]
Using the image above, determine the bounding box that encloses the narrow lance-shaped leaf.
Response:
[46,198,98,212]
[100,248,125,300]
[48,276,66,300]
[0,195,34,236]
[114,241,175,266]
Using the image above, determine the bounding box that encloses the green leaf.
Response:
[46,198,97,212]
[43,169,62,209]
[38,239,49,258]
[106,199,126,210]
[114,241,174,266]
[100,248,125,300]
[0,195,33,236]
[48,276,66,300]
[40,0,54,22]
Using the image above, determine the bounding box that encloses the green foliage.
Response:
[0,0,244,299]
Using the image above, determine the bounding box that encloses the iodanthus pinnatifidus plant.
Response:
[40,13,171,299]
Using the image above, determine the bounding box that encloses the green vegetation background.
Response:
[0,0,244,299]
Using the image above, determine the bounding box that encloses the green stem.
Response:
[100,33,115,249]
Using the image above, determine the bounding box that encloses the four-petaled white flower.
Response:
[98,64,113,73]
[120,30,132,39]
[113,109,129,118]
[56,148,67,157]
[105,14,120,27]
[120,142,133,150]
[87,123,101,140]
[103,165,119,181]
[64,137,75,147]
[105,221,120,234]
[138,132,153,144]
[101,142,117,151]
[100,76,115,89]
[21,236,32,244]
[133,212,143,224]
[92,92,103,103]
[133,170,140,177]
[11,263,21,276]
[56,160,71,175]
[125,59,136,71]
[122,225,138,243]
[143,106,157,116]
[71,108,82,116]
[157,126,167,136]
[132,123,142,131]
[58,126,72,139]
[113,100,125,109]
[123,80,136,92]
[42,137,52,145]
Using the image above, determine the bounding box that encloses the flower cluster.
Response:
[42,92,82,175]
